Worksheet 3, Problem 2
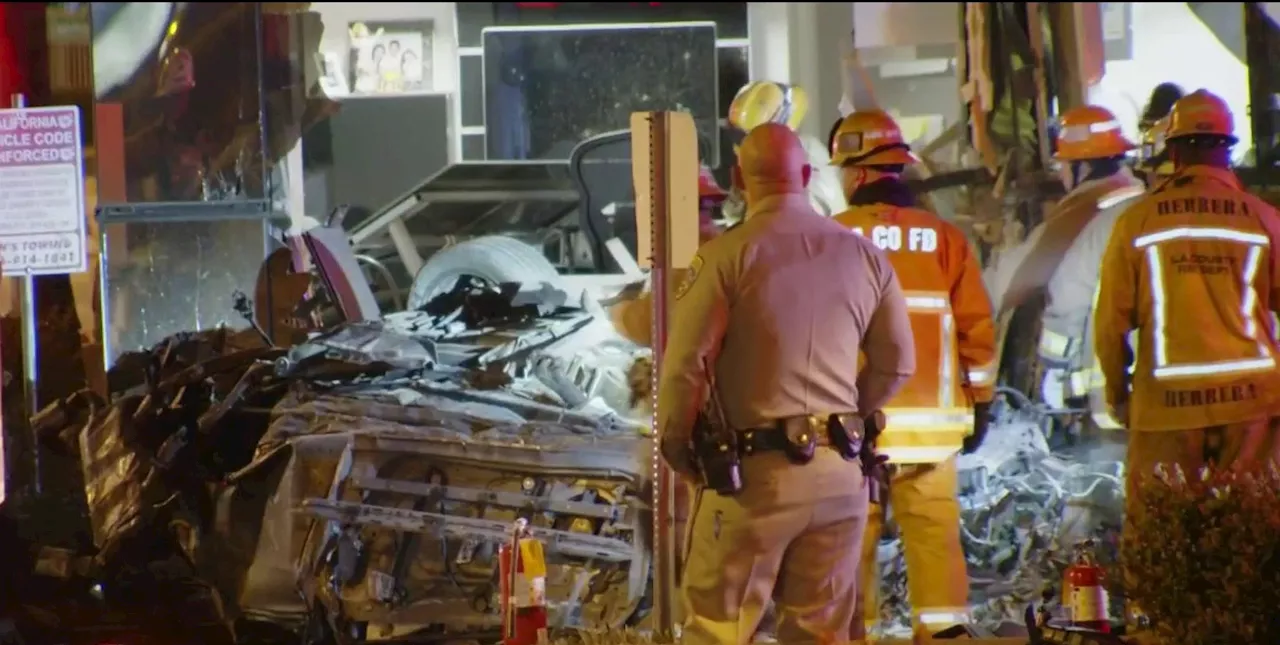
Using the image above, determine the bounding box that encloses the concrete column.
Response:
[747,2,854,141]
[809,3,856,138]
[747,3,791,85]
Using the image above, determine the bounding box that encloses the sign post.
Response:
[631,110,699,635]
[0,96,88,495]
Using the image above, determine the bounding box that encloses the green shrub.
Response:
[552,628,674,645]
[1121,464,1280,644]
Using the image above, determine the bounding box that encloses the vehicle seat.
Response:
[568,130,635,272]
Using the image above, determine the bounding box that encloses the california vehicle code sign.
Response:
[0,105,87,275]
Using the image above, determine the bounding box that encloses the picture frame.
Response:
[347,20,435,96]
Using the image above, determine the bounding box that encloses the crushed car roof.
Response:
[350,161,581,244]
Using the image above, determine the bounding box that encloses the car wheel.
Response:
[406,235,567,310]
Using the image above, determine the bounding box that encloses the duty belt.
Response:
[739,414,862,456]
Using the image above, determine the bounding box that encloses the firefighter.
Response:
[829,110,997,642]
[1093,89,1280,630]
[659,122,916,645]
[1134,114,1176,189]
[1034,105,1145,426]
[723,81,848,220]
[609,166,727,347]
[1136,82,1185,141]
[1132,83,1183,189]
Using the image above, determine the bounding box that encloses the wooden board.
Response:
[630,111,700,270]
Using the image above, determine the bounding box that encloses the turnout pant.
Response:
[1125,418,1280,529]
[682,448,869,645]
[855,458,969,640]
[1122,418,1280,627]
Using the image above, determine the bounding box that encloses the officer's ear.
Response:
[800,163,812,188]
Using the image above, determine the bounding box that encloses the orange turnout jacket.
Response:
[1094,166,1280,431]
[834,202,997,463]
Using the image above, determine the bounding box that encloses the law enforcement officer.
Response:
[657,123,917,645]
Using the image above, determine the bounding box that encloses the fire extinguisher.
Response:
[1061,540,1110,633]
[499,518,549,645]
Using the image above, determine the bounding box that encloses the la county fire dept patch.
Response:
[675,255,704,300]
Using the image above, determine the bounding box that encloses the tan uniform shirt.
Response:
[657,193,917,474]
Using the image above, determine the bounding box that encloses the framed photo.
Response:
[347,20,434,96]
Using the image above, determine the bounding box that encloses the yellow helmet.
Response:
[828,110,919,166]
[728,81,809,132]
[1137,115,1175,177]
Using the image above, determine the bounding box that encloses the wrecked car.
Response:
[18,276,652,643]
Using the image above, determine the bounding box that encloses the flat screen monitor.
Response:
[482,22,719,165]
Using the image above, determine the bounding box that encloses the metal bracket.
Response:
[350,475,629,523]
[302,498,635,562]
[96,199,275,225]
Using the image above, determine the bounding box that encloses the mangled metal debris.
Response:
[28,273,1132,642]
[867,388,1126,637]
[28,276,653,642]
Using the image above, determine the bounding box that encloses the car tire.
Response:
[406,235,567,310]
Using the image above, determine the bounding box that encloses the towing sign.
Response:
[0,105,87,275]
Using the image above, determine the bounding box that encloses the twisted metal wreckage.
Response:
[8,3,1142,639]
[26,257,1126,642]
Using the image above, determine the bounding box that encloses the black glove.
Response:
[962,402,993,455]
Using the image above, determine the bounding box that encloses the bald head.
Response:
[734,123,811,203]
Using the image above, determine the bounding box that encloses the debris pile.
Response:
[25,273,1131,642]
[868,388,1126,635]
[25,277,653,642]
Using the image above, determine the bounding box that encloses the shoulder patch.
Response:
[675,255,704,300]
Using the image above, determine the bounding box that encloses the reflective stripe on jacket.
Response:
[834,202,997,463]
[1095,166,1280,431]
[1036,175,1145,400]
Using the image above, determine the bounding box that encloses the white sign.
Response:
[0,105,87,275]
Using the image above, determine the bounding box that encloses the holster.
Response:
[825,413,864,462]
[777,416,820,464]
[860,411,889,505]
[867,460,891,506]
[691,414,743,496]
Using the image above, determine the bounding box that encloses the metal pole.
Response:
[10,93,41,495]
[649,113,677,636]
[21,270,37,495]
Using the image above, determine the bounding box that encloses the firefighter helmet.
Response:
[1053,105,1135,161]
[1166,89,1236,143]
[698,166,728,204]
[1137,115,1175,177]
[828,110,919,166]
[727,81,809,132]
